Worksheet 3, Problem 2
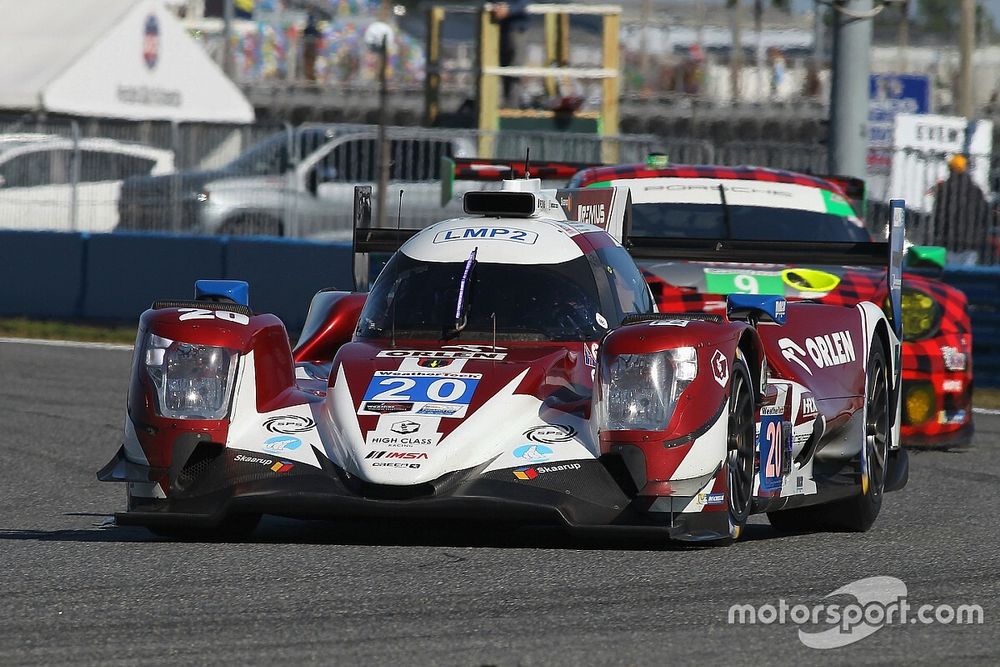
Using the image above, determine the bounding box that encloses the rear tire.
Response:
[768,338,890,533]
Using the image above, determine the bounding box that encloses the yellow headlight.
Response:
[900,289,939,340]
[905,385,935,425]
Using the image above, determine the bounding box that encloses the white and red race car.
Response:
[99,178,910,543]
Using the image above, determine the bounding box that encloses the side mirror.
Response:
[905,245,946,274]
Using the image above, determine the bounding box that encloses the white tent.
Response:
[0,0,254,123]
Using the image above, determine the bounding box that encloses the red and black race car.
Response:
[444,158,974,448]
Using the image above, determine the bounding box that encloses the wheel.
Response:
[724,351,756,542]
[768,339,890,533]
[220,214,284,237]
[147,513,261,541]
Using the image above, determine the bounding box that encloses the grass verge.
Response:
[0,318,137,345]
[976,387,1000,410]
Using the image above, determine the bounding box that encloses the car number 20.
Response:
[362,374,480,405]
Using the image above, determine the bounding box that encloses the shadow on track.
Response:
[0,515,788,550]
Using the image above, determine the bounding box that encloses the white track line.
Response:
[973,407,1000,416]
[0,337,133,351]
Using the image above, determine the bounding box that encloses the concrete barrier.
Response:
[0,231,86,319]
[225,237,352,332]
[943,267,1000,388]
[83,233,226,320]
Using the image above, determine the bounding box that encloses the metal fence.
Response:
[0,115,997,264]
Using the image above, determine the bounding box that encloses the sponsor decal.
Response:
[263,435,302,453]
[176,308,249,326]
[649,319,690,327]
[390,420,420,435]
[779,331,856,375]
[596,312,609,329]
[263,415,316,434]
[697,491,726,506]
[416,404,462,416]
[365,451,429,460]
[143,14,159,69]
[513,444,554,462]
[362,401,414,414]
[577,203,606,226]
[366,431,440,447]
[760,405,785,417]
[711,349,729,387]
[938,409,967,425]
[775,299,787,319]
[234,454,272,465]
[800,395,819,420]
[433,227,538,245]
[524,424,576,444]
[512,462,582,480]
[941,379,963,393]
[796,475,804,490]
[758,415,784,492]
[270,461,294,473]
[372,462,421,468]
[378,349,506,360]
[583,343,597,368]
[418,358,454,368]
[941,346,968,372]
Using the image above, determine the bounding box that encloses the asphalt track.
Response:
[1,339,997,666]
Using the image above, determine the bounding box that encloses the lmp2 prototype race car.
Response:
[99,177,909,543]
[445,157,975,449]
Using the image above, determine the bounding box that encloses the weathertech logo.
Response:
[513,463,582,480]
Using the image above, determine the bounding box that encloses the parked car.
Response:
[117,127,473,238]
[0,134,173,232]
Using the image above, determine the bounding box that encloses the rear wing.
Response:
[624,198,906,340]
[352,183,632,291]
[440,156,595,207]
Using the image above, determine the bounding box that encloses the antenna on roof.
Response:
[391,189,403,348]
[523,147,531,180]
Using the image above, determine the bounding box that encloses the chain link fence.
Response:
[0,114,997,264]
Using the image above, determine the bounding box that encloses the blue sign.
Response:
[869,74,931,148]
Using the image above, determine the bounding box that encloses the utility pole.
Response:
[223,0,234,78]
[897,0,909,70]
[754,0,765,100]
[730,1,743,103]
[959,0,976,118]
[828,0,874,179]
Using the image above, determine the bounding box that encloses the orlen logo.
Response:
[778,331,856,375]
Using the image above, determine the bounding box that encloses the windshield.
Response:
[356,253,607,342]
[631,203,871,242]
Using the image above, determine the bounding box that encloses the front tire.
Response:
[768,338,890,533]
[724,352,756,542]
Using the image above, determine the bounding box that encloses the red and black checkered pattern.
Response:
[582,163,973,446]
[642,266,973,446]
[569,164,850,196]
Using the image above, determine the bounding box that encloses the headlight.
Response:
[143,333,239,419]
[900,288,941,341]
[903,382,935,426]
[598,347,697,431]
